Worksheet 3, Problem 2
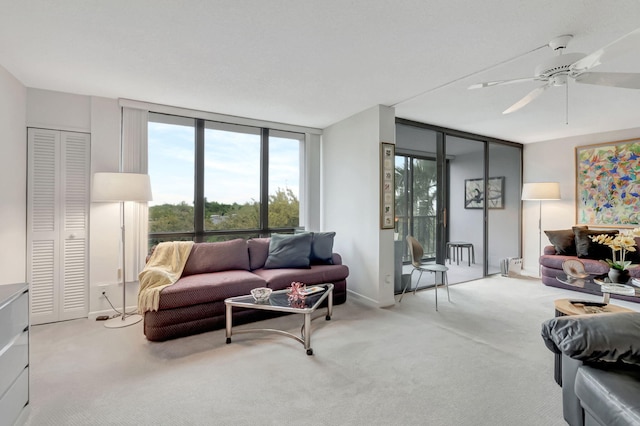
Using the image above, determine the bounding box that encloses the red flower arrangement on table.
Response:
[288,282,307,308]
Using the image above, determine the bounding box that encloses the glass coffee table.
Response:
[225,283,333,356]
[555,273,640,303]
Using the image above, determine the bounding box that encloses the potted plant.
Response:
[590,228,640,283]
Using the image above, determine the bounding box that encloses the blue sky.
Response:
[148,122,300,206]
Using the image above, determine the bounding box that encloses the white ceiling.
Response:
[2,0,640,144]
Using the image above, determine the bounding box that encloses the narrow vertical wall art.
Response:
[381,142,395,229]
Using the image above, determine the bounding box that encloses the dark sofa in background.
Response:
[142,234,349,342]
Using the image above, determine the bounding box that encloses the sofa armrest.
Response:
[331,253,343,265]
[541,313,640,365]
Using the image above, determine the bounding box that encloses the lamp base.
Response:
[104,313,143,328]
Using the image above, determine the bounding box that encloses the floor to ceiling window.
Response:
[147,112,303,246]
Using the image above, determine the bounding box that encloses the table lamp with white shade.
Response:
[92,172,152,328]
[521,182,561,274]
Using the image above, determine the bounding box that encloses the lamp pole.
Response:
[521,182,561,277]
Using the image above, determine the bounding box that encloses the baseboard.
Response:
[346,289,387,307]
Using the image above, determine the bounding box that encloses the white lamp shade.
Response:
[521,182,561,201]
[92,172,153,202]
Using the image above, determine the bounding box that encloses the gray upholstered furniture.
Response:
[541,313,640,426]
[142,236,349,341]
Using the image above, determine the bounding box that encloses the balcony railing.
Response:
[396,214,436,262]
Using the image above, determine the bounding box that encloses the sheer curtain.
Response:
[121,106,149,282]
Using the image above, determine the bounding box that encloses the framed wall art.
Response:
[380,142,395,229]
[576,138,640,227]
[464,176,504,209]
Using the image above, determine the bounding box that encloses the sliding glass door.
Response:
[487,142,522,275]
[445,136,485,284]
[395,120,522,291]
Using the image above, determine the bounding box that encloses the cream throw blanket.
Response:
[138,241,194,313]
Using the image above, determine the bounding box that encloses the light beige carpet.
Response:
[25,275,638,425]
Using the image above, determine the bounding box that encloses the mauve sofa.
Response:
[142,237,349,341]
[540,245,640,303]
[540,227,640,303]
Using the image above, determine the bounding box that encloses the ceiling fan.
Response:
[469,28,640,114]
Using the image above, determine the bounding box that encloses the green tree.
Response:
[268,187,299,227]
[149,202,194,232]
[150,187,299,234]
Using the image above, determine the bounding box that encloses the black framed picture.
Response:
[464,176,504,209]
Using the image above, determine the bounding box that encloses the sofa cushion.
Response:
[545,229,580,255]
[158,270,266,309]
[311,232,336,265]
[539,255,610,275]
[624,237,640,265]
[575,364,640,426]
[574,228,619,260]
[543,226,587,256]
[264,233,312,269]
[541,313,640,365]
[252,263,350,290]
[247,238,270,270]
[181,239,250,276]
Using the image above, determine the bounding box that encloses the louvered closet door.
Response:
[28,128,90,325]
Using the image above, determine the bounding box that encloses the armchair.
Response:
[541,313,640,426]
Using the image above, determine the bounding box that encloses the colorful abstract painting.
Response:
[576,139,640,226]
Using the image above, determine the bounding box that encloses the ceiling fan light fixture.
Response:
[551,74,568,86]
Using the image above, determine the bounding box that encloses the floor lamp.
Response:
[92,172,153,328]
[521,182,561,275]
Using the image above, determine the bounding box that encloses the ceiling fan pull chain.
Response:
[565,80,569,125]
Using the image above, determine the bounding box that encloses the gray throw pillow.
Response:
[544,229,578,255]
[310,232,335,265]
[264,233,312,269]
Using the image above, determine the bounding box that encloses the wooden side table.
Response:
[554,298,634,316]
[552,298,634,386]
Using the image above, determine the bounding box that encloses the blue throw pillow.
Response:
[310,232,335,265]
[264,233,312,269]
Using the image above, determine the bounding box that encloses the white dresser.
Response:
[0,283,29,426]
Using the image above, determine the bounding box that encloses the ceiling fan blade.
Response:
[570,27,640,72]
[575,72,640,89]
[468,77,536,90]
[502,83,551,114]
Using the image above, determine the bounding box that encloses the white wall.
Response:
[0,65,27,285]
[522,127,640,276]
[89,96,124,313]
[322,105,396,307]
[27,89,91,132]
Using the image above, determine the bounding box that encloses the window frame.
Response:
[148,113,305,243]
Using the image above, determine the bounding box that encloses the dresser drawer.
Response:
[0,367,28,426]
[0,291,28,350]
[0,330,28,397]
